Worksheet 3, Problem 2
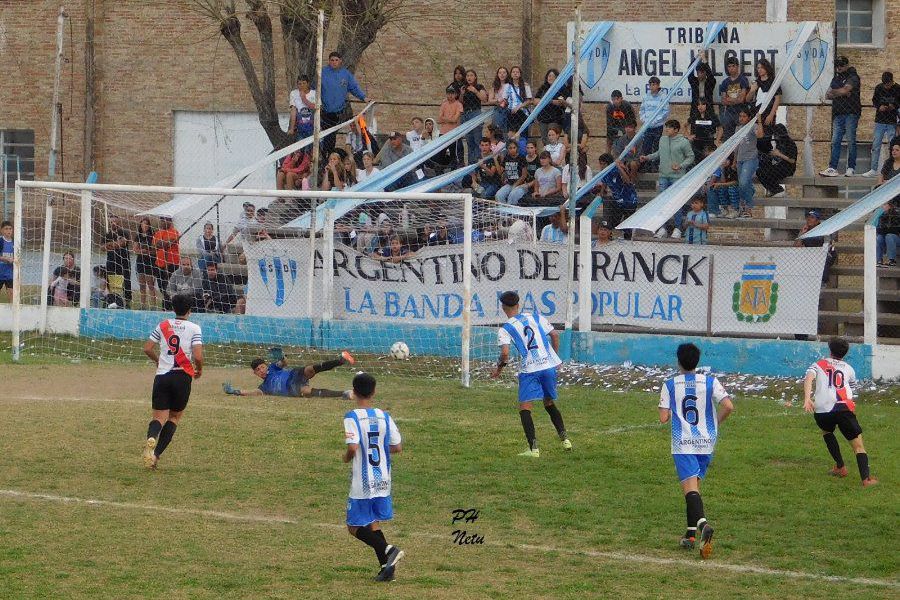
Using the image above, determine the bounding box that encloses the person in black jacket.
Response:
[199,262,236,314]
[876,201,900,267]
[866,72,900,177]
[820,56,862,177]
[756,122,797,197]
[688,55,716,114]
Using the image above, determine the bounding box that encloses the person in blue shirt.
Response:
[0,221,13,302]
[683,195,710,245]
[595,153,638,240]
[321,51,367,156]
[223,347,355,398]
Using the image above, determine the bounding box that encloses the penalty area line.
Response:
[1,488,896,589]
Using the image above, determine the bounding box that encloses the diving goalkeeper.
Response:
[223,348,355,398]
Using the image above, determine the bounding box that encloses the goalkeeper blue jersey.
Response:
[258,362,298,396]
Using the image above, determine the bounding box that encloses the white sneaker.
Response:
[844,168,855,176]
[671,227,682,239]
[862,169,878,177]
[819,168,839,177]
[716,208,729,219]
[654,227,667,238]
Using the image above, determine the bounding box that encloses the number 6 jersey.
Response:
[497,312,562,374]
[807,357,857,413]
[344,408,402,499]
[659,373,730,455]
[149,318,203,376]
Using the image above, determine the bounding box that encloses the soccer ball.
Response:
[390,341,410,360]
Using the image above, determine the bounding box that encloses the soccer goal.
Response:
[10,180,541,385]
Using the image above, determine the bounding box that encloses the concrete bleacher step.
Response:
[755,197,858,210]
[708,216,864,231]
[831,265,900,278]
[818,311,900,326]
[820,288,900,301]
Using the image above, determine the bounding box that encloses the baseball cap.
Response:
[835,55,849,67]
[388,131,402,139]
[806,210,821,219]
[597,219,612,230]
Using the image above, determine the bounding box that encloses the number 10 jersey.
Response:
[659,373,730,455]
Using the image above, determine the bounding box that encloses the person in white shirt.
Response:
[141,293,203,470]
[561,151,593,200]
[356,150,381,184]
[658,343,733,558]
[342,372,405,582]
[803,337,878,486]
[288,74,317,140]
[543,125,566,167]
[491,291,571,457]
[406,117,425,151]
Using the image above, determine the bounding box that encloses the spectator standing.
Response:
[875,202,899,267]
[0,220,13,302]
[223,202,256,249]
[533,69,568,144]
[104,215,132,307]
[820,56,862,177]
[460,70,488,164]
[449,65,466,95]
[606,90,637,153]
[613,122,641,181]
[733,108,760,218]
[683,195,710,245]
[595,153,638,240]
[748,58,782,128]
[200,262,237,314]
[320,51,366,156]
[503,66,533,133]
[288,74,316,141]
[438,86,464,168]
[640,119,694,192]
[865,72,900,177]
[718,57,750,141]
[687,54,716,113]
[687,98,721,164]
[167,256,202,301]
[756,122,797,198]
[496,140,529,205]
[196,222,222,271]
[133,218,157,309]
[489,67,511,137]
[153,217,180,310]
[796,210,836,283]
[639,77,669,166]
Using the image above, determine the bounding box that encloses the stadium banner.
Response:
[245,239,825,335]
[566,21,833,105]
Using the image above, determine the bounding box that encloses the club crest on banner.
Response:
[788,33,829,91]
[733,261,779,323]
[584,36,611,89]
[258,255,298,307]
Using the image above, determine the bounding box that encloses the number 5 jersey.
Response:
[659,373,730,455]
[344,408,402,499]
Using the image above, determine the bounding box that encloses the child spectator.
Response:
[90,266,110,308]
[406,117,425,151]
[438,86,463,167]
[876,201,899,267]
[288,74,316,141]
[708,154,740,219]
[543,125,566,167]
[683,195,710,245]
[472,138,501,199]
[640,119,694,192]
[606,90,637,153]
[374,235,412,263]
[0,220,13,302]
[322,152,347,191]
[50,267,71,307]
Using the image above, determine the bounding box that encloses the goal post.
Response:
[11,180,483,384]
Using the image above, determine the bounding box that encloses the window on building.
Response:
[0,129,36,190]
[836,0,885,47]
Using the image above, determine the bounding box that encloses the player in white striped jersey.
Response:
[343,372,404,582]
[141,294,203,470]
[491,291,571,457]
[658,343,733,559]
[803,337,878,487]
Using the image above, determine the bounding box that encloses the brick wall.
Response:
[0,1,896,185]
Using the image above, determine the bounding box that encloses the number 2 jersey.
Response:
[497,312,562,374]
[807,357,857,413]
[343,408,402,500]
[658,373,730,455]
[148,318,203,376]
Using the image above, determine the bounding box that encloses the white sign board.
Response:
[566,21,834,104]
[245,239,827,336]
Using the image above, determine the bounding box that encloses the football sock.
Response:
[856,452,870,480]
[313,358,343,373]
[543,402,567,438]
[519,409,537,450]
[154,421,177,457]
[823,432,844,467]
[685,491,705,529]
[147,420,163,440]
[685,527,696,540]
[310,388,346,397]
[354,526,388,565]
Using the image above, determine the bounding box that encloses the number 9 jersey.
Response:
[659,373,730,455]
[149,318,203,376]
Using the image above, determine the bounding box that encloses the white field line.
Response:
[2,488,896,589]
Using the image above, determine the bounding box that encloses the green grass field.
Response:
[0,363,897,599]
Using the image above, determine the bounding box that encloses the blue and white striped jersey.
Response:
[497,312,562,374]
[343,408,401,499]
[658,373,730,455]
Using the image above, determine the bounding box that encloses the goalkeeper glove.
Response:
[268,347,285,362]
[223,382,242,396]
